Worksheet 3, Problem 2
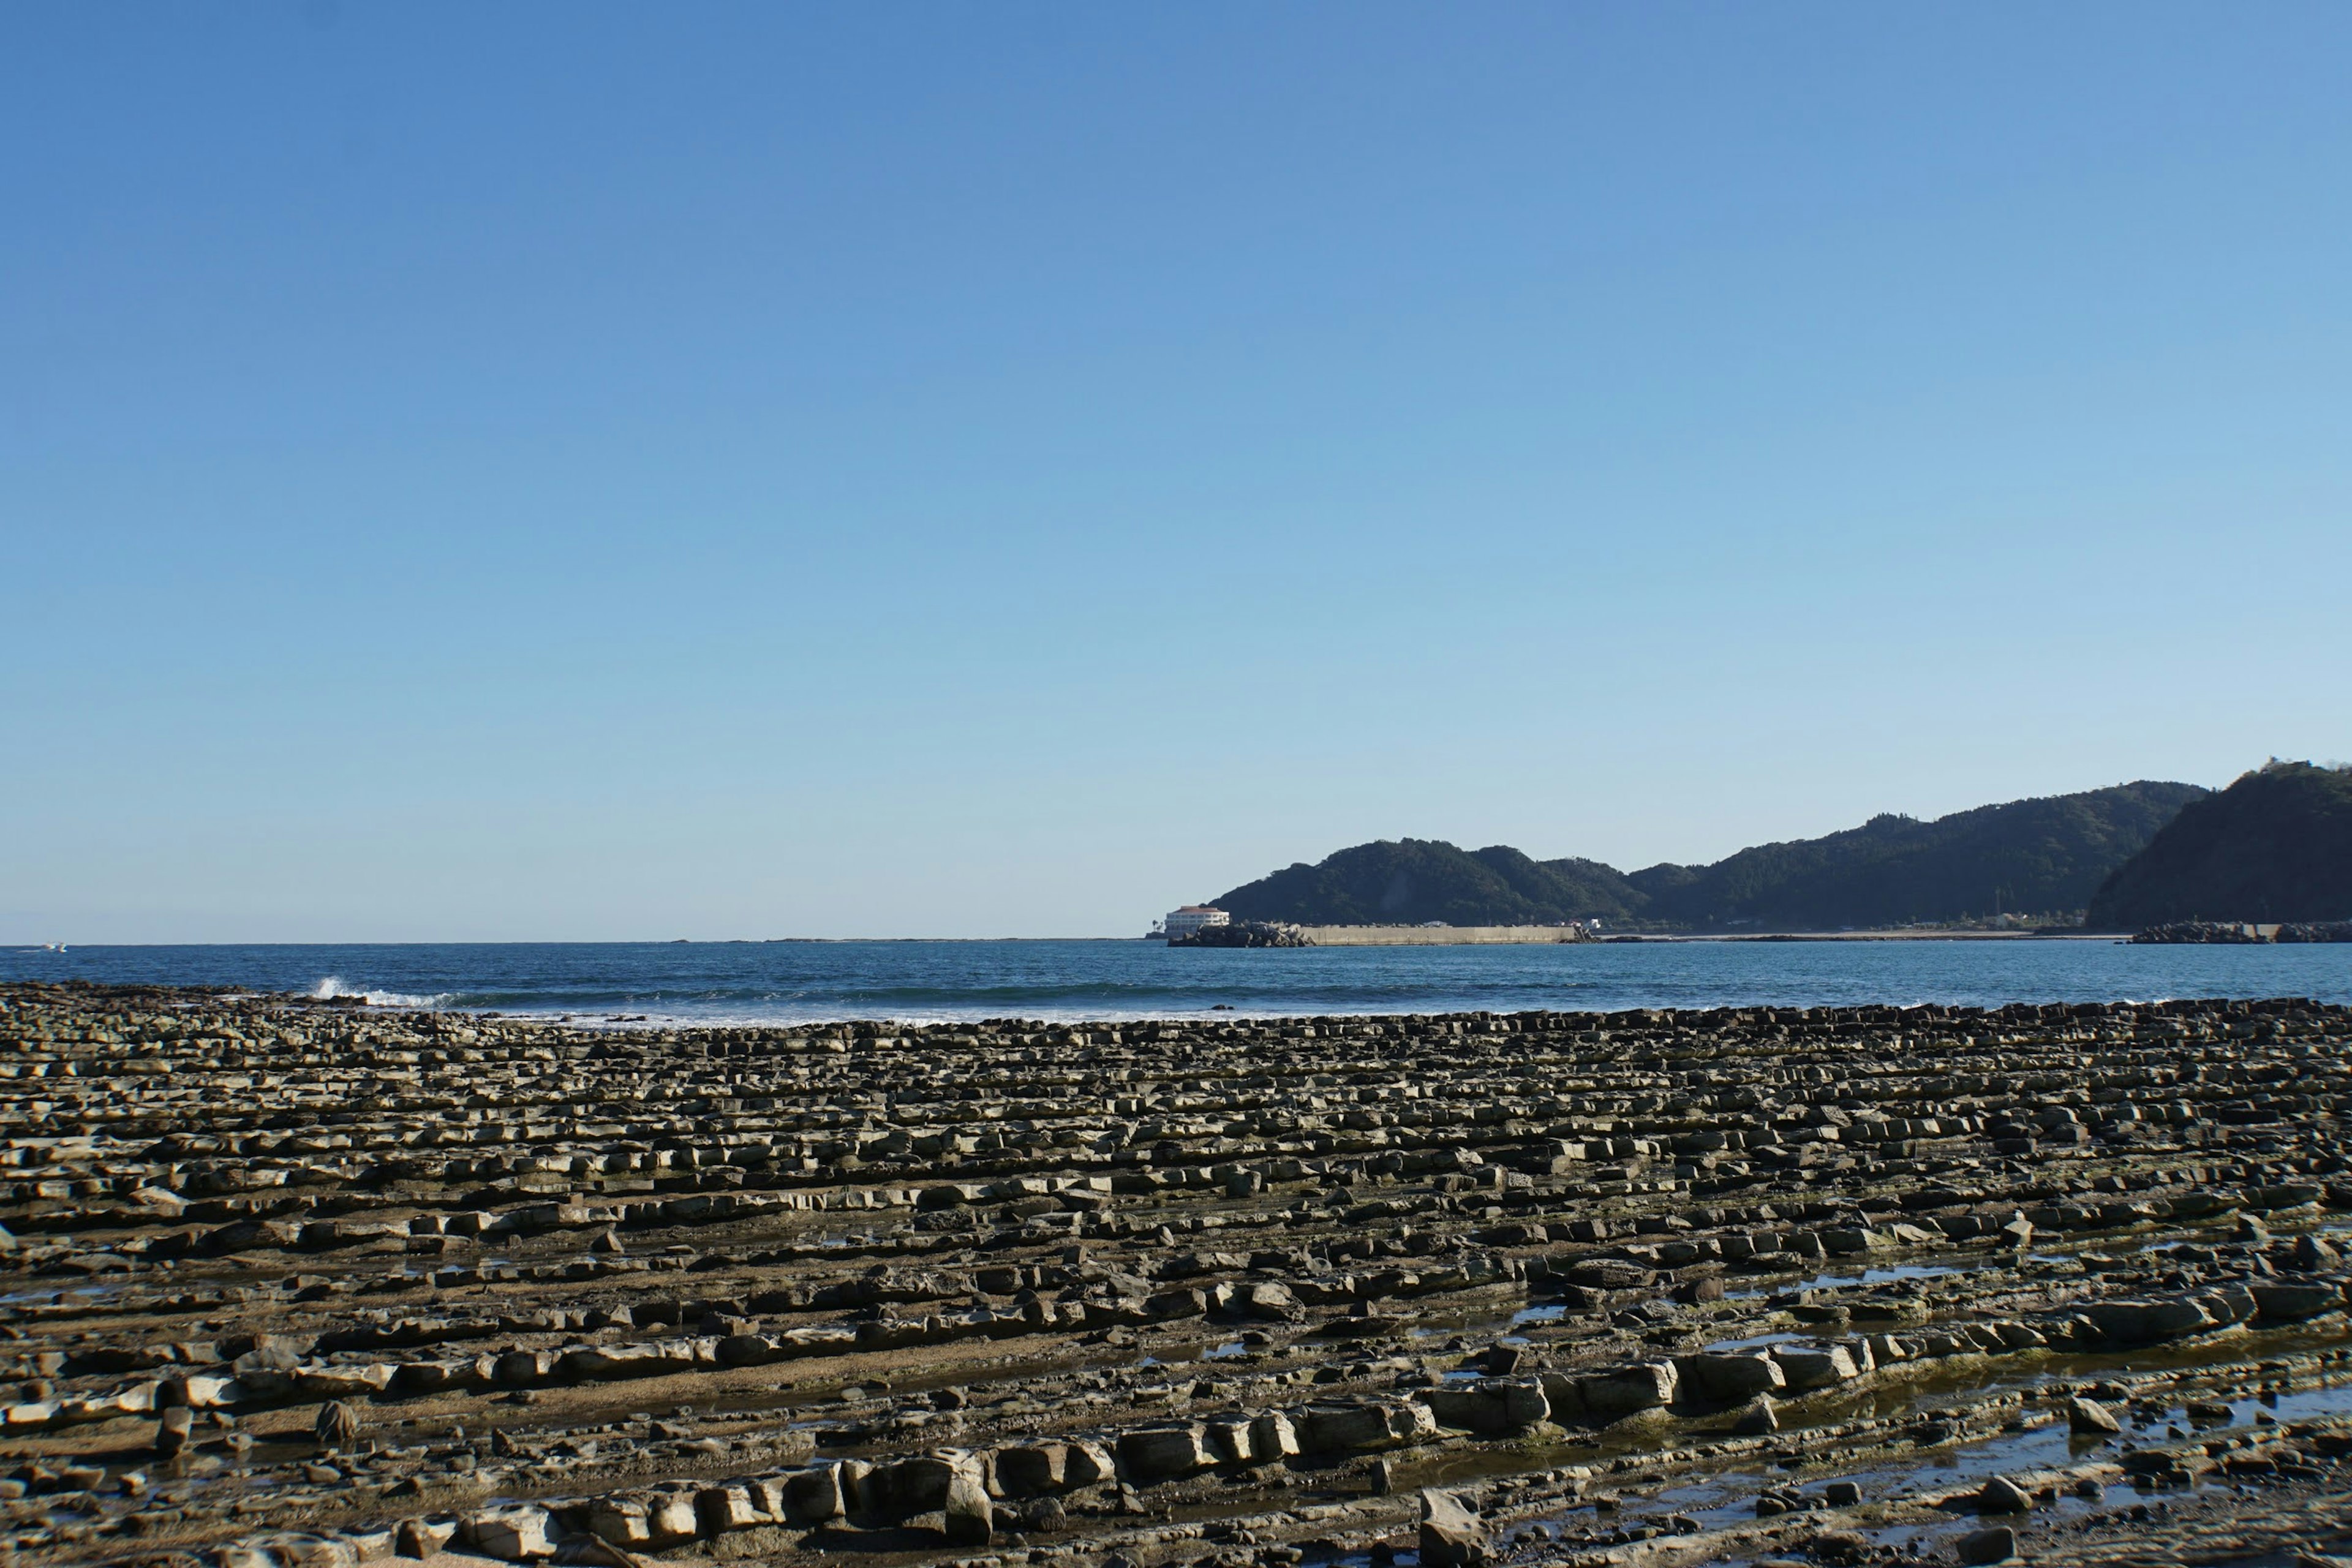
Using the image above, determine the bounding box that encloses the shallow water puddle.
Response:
[1727,1261,1969,1300]
[1598,1374,2352,1564]
[1703,1330,1806,1353]
[0,1283,123,1305]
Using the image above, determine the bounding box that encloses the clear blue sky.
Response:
[6,4,2348,941]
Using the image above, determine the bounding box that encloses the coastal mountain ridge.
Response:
[2087,762,2352,928]
[1212,779,2211,932]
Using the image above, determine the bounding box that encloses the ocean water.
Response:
[2,939,2347,1025]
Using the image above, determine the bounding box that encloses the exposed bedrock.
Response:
[2,985,2352,1566]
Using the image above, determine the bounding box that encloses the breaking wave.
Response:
[309,975,454,1010]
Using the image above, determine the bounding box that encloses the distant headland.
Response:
[1161,764,2352,940]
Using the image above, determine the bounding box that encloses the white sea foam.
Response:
[309,976,451,1009]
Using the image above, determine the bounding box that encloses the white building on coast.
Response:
[1159,906,1231,941]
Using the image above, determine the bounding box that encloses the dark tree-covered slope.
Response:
[1626,780,2209,930]
[1209,780,2206,930]
[1213,840,1646,926]
[2087,763,2352,928]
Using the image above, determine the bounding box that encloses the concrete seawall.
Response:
[1296,924,1589,946]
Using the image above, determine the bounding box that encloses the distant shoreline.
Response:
[1639,928,2120,943]
[8,930,2136,949]
[7,931,2132,947]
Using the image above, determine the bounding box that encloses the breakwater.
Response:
[1172,923,1590,948]
[2132,921,2352,944]
[1298,923,1591,946]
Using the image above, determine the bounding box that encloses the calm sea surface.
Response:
[2,940,2347,1024]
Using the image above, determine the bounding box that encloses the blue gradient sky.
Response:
[6,4,2348,941]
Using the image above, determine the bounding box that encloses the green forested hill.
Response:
[1626,780,2207,929]
[2087,763,2352,927]
[1208,780,2206,931]
[1213,840,1648,927]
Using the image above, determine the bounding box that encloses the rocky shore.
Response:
[1167,923,1311,948]
[2130,921,2352,944]
[7,984,2352,1568]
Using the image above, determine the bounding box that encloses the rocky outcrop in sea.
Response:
[1169,921,1312,948]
